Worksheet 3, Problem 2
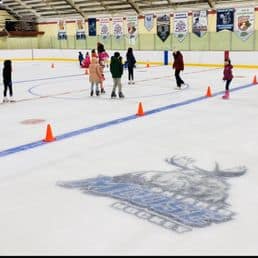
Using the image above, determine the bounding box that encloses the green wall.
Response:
[0,31,258,51]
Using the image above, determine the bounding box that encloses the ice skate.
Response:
[119,92,125,98]
[111,91,117,98]
[2,97,8,103]
[9,97,15,103]
[222,90,229,99]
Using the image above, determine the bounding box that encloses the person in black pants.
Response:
[172,49,185,89]
[126,47,136,85]
[2,60,14,103]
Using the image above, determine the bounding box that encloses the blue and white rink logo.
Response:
[58,156,246,233]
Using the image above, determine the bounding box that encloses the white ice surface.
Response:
[0,61,258,255]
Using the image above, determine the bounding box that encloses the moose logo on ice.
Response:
[58,156,246,233]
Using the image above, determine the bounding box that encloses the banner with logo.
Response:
[57,19,67,40]
[88,18,97,36]
[217,8,234,32]
[113,17,124,40]
[192,10,208,37]
[76,19,86,40]
[127,16,137,45]
[99,17,110,40]
[234,7,254,41]
[174,12,188,42]
[144,14,154,31]
[157,14,170,42]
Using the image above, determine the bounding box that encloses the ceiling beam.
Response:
[126,0,141,14]
[63,0,86,18]
[98,0,110,13]
[12,0,41,18]
[207,0,215,8]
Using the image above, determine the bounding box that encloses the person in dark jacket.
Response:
[78,51,84,67]
[126,47,136,85]
[172,49,185,89]
[110,52,124,98]
[222,59,233,99]
[2,60,14,103]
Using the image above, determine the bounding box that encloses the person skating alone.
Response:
[126,47,136,85]
[78,51,84,67]
[2,60,14,103]
[222,59,233,99]
[172,49,185,89]
[110,52,124,98]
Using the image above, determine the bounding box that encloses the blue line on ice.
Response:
[0,83,253,158]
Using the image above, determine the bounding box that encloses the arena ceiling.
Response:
[0,0,257,20]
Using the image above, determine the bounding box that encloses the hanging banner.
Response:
[144,14,154,31]
[127,16,137,45]
[88,18,97,36]
[113,17,124,40]
[192,10,208,37]
[57,19,67,40]
[234,7,254,41]
[174,12,188,42]
[217,8,234,32]
[76,19,86,40]
[157,14,170,42]
[99,17,110,40]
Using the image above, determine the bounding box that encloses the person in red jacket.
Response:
[173,49,185,89]
[222,59,233,99]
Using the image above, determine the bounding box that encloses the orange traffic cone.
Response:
[43,124,56,142]
[136,102,145,116]
[253,75,257,85]
[206,86,212,97]
[51,63,55,69]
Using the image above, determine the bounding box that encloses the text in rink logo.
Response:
[57,156,246,233]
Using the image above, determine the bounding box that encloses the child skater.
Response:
[81,52,91,73]
[97,42,109,94]
[89,57,102,97]
[172,48,185,89]
[222,59,233,99]
[126,47,136,85]
[2,60,14,103]
[78,51,84,67]
[110,52,124,98]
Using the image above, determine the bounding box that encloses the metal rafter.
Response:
[63,0,86,18]
[12,0,41,18]
[127,0,141,14]
[207,0,215,8]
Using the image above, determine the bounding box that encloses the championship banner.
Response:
[157,14,170,42]
[99,17,110,40]
[88,18,97,36]
[127,16,137,45]
[174,12,188,42]
[144,14,154,31]
[234,7,254,41]
[76,19,86,40]
[57,19,67,40]
[192,10,208,38]
[112,17,124,40]
[216,8,234,32]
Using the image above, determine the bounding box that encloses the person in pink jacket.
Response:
[89,57,102,96]
[222,59,233,99]
[81,52,91,69]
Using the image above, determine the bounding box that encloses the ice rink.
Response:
[0,60,258,255]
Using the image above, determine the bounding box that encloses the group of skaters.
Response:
[78,42,136,98]
[1,44,233,103]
